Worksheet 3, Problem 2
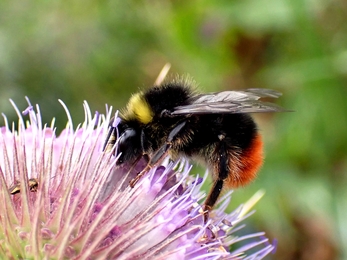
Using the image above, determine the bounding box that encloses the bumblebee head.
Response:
[105,81,193,165]
[113,120,143,165]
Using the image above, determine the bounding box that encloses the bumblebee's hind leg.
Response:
[203,179,224,223]
[129,121,186,188]
[203,138,230,223]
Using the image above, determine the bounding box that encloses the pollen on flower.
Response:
[0,98,276,259]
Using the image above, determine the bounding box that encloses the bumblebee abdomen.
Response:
[224,133,263,188]
[178,113,257,152]
[174,113,262,187]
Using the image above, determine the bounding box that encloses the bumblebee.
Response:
[104,78,285,222]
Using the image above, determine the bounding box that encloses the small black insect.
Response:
[9,178,39,195]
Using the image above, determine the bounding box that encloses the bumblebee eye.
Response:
[116,128,142,165]
[118,128,137,152]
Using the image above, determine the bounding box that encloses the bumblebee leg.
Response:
[103,126,117,153]
[129,143,172,187]
[129,121,186,188]
[203,140,229,223]
[203,179,224,222]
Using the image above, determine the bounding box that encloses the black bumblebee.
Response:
[103,78,284,221]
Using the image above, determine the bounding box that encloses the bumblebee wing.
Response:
[171,88,286,115]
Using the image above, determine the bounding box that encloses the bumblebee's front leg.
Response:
[103,126,117,153]
[129,121,186,188]
[203,138,230,223]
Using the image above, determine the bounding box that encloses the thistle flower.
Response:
[0,98,275,259]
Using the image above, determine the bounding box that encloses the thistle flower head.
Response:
[0,98,275,259]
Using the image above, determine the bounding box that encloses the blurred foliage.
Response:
[1,0,347,259]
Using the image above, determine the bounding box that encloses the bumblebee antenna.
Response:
[154,63,171,86]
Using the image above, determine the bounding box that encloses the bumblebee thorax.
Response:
[123,92,154,124]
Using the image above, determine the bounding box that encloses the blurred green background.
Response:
[1,1,346,259]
